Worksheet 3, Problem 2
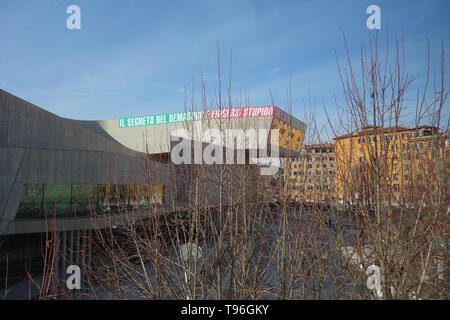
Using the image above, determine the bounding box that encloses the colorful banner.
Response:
[119,106,275,128]
[207,106,274,119]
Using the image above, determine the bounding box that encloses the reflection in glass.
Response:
[43,184,71,217]
[72,184,97,216]
[16,184,44,219]
[15,183,163,220]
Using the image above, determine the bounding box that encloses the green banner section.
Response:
[119,111,203,128]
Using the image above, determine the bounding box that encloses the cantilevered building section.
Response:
[0,89,306,236]
[76,105,306,158]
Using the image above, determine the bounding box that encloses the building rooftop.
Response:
[333,125,438,140]
[304,143,334,149]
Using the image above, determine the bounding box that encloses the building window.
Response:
[358,138,365,144]
[370,137,376,143]
[16,184,44,219]
[402,133,408,139]
[43,184,72,217]
[15,183,164,220]
[315,149,320,153]
[402,143,408,151]
[392,144,397,151]
[72,184,97,215]
[359,156,365,163]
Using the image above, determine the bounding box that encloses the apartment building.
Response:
[334,125,450,203]
[285,143,336,202]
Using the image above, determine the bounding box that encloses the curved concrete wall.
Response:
[0,90,170,234]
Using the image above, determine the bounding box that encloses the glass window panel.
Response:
[137,184,164,206]
[16,184,44,219]
[97,184,118,211]
[43,184,71,217]
[72,184,97,216]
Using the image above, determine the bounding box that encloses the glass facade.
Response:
[16,184,44,219]
[15,184,164,220]
[72,184,98,215]
[43,184,71,217]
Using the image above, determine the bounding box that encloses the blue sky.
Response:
[0,0,449,138]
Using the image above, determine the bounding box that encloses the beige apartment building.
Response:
[285,143,337,202]
[334,125,450,203]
